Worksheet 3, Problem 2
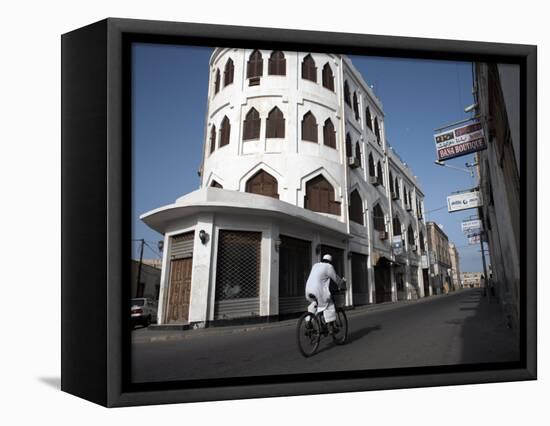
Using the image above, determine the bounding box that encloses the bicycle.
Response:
[296,289,348,357]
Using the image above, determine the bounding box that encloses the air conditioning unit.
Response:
[369,176,379,186]
[348,157,360,169]
[378,231,388,240]
[391,191,399,200]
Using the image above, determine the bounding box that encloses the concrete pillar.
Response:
[156,233,172,324]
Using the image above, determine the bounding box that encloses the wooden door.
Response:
[166,257,192,323]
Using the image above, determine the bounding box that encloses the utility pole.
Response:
[136,238,145,298]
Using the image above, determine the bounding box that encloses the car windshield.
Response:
[131,299,145,307]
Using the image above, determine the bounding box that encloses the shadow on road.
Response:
[346,324,382,344]
[458,289,519,364]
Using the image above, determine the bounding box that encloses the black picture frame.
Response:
[61,17,537,407]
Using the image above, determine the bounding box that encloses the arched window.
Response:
[301,54,317,82]
[322,63,334,91]
[355,142,362,168]
[214,69,220,94]
[368,153,375,177]
[268,51,286,76]
[301,111,318,142]
[224,58,234,86]
[393,216,402,235]
[209,125,216,154]
[395,177,400,198]
[323,118,336,148]
[211,180,223,189]
[365,107,373,130]
[247,50,263,83]
[377,161,384,186]
[245,169,279,199]
[243,108,261,140]
[304,175,340,215]
[344,81,351,106]
[373,204,385,232]
[345,133,352,157]
[349,190,364,225]
[389,171,394,193]
[220,116,231,147]
[353,92,360,121]
[407,225,415,245]
[374,117,381,143]
[419,231,425,251]
[266,107,285,138]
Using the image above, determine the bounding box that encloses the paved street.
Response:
[131,288,519,383]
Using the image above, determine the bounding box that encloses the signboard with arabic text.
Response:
[461,219,482,234]
[434,121,487,161]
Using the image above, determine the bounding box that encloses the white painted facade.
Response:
[141,48,428,326]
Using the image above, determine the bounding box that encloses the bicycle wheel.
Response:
[296,312,321,357]
[331,309,348,345]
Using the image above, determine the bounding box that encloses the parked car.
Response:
[130,298,157,328]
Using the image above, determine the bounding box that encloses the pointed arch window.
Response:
[389,171,394,193]
[345,133,352,157]
[214,69,220,94]
[355,142,362,168]
[247,50,263,84]
[268,51,286,76]
[353,92,360,121]
[224,58,234,86]
[220,116,231,147]
[374,117,381,143]
[344,81,351,106]
[322,63,334,91]
[419,231,425,251]
[395,177,400,198]
[407,225,415,245]
[245,169,279,199]
[243,108,261,141]
[304,175,340,215]
[209,124,217,154]
[323,118,336,148]
[301,54,317,82]
[365,106,373,130]
[377,161,384,186]
[368,153,375,177]
[393,216,402,236]
[301,111,318,142]
[373,204,385,232]
[349,190,364,225]
[266,107,285,138]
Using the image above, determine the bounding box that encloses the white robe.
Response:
[305,262,343,322]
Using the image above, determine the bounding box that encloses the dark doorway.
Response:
[374,258,392,303]
[351,252,369,305]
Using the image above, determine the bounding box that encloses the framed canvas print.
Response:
[61,18,536,407]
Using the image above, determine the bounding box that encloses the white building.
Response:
[141,48,427,326]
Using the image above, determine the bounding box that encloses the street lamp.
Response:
[434,160,474,178]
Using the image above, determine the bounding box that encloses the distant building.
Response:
[130,260,161,301]
[426,222,452,294]
[474,62,520,328]
[448,243,462,291]
[461,272,483,288]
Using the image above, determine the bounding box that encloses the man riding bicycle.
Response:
[305,254,346,335]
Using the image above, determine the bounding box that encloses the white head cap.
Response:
[322,254,333,263]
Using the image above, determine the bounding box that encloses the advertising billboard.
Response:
[434,121,487,161]
[447,190,482,212]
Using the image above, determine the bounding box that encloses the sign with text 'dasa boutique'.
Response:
[434,121,487,161]
[447,190,483,213]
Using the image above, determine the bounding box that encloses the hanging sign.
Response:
[392,236,403,255]
[434,121,487,161]
[468,234,481,245]
[461,219,482,234]
[421,254,429,268]
[447,190,482,212]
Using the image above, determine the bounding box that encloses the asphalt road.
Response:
[131,288,520,383]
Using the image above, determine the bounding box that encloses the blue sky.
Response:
[132,43,485,272]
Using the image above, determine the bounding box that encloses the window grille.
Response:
[215,230,261,301]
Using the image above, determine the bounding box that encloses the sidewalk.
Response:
[132,290,465,344]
